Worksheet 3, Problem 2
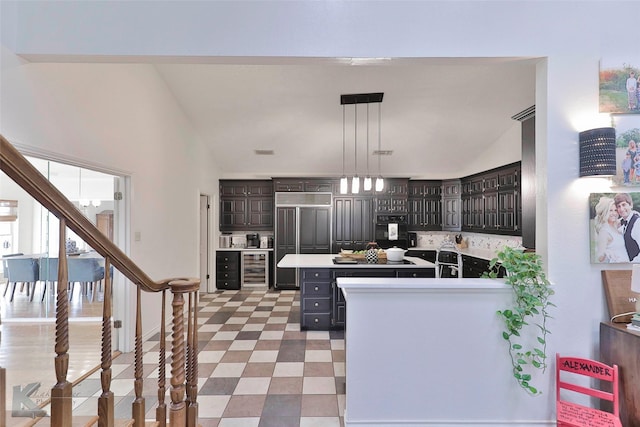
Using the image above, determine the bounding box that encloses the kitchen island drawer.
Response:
[302,269,331,280]
[302,297,331,312]
[301,281,331,296]
[301,312,332,330]
[397,269,436,278]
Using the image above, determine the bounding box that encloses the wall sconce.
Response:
[579,127,616,177]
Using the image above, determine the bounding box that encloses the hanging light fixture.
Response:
[364,103,372,191]
[375,102,385,192]
[340,105,348,194]
[340,92,384,194]
[352,102,360,194]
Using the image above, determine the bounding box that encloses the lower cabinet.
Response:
[461,255,506,278]
[216,251,241,290]
[300,268,420,330]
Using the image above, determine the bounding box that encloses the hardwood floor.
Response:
[1,279,104,421]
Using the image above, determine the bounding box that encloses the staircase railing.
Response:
[0,134,200,427]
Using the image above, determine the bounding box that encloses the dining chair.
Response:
[2,253,24,297]
[5,256,39,301]
[38,257,59,302]
[67,257,105,301]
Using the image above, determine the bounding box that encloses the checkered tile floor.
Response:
[75,289,346,427]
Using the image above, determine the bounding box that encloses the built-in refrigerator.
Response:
[274,192,332,289]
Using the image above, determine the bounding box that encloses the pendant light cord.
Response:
[366,104,370,177]
[378,103,382,175]
[354,103,358,176]
[342,105,346,176]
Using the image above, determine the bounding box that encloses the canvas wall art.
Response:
[600,56,640,114]
[590,192,640,263]
[609,115,640,187]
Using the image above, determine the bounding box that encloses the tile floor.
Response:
[72,288,346,427]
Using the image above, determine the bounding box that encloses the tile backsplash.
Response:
[415,231,523,252]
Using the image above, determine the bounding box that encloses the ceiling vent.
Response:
[254,149,275,155]
[373,150,393,156]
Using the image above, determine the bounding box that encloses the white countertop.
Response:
[277,253,436,269]
[408,246,498,261]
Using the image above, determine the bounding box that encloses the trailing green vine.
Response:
[484,246,555,395]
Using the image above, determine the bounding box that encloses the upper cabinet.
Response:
[375,178,408,214]
[461,162,521,235]
[220,180,274,231]
[273,178,336,193]
[408,180,442,231]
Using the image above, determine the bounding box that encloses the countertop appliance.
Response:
[246,233,260,248]
[219,234,232,248]
[374,214,408,249]
[275,192,332,289]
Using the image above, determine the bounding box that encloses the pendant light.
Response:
[363,103,372,191]
[340,105,348,194]
[351,102,360,194]
[375,102,385,192]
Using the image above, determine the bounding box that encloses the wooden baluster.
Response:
[169,290,187,427]
[51,219,72,426]
[156,290,167,427]
[132,285,145,426]
[186,290,199,426]
[98,257,114,427]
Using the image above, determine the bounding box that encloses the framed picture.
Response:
[610,115,640,186]
[589,192,640,263]
[599,57,640,114]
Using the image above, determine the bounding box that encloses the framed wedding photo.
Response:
[590,192,640,264]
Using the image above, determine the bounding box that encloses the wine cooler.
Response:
[241,250,269,287]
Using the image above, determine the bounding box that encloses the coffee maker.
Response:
[246,233,260,248]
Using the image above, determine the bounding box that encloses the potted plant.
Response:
[484,246,555,395]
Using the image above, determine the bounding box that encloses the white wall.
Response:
[0,46,220,347]
[2,0,640,423]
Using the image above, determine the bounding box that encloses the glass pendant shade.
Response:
[340,177,348,194]
[364,176,372,191]
[352,176,360,194]
[375,177,384,192]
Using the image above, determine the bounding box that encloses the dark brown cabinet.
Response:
[273,178,336,193]
[442,179,462,231]
[332,196,375,253]
[599,322,640,427]
[461,162,521,235]
[408,180,442,231]
[219,180,273,231]
[375,178,408,214]
[216,251,241,290]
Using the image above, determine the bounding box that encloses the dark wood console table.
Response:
[599,322,640,426]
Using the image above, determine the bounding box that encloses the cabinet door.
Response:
[274,179,304,192]
[246,181,273,196]
[246,197,274,229]
[333,197,353,251]
[304,179,335,192]
[498,189,518,233]
[352,197,374,248]
[219,181,247,197]
[275,207,297,287]
[299,207,331,254]
[220,198,247,230]
[483,192,498,231]
[443,197,461,231]
[424,198,442,230]
[407,198,423,229]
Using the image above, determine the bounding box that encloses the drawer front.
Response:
[217,252,240,263]
[301,313,332,330]
[397,269,435,278]
[216,280,240,290]
[217,271,238,280]
[301,281,331,296]
[302,297,331,312]
[302,269,331,280]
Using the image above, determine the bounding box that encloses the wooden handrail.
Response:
[1,134,165,292]
[2,134,201,427]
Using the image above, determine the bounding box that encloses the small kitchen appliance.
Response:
[219,234,232,248]
[246,233,260,248]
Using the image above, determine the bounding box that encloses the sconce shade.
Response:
[579,127,616,177]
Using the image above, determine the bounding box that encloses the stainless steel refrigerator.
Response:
[274,192,332,289]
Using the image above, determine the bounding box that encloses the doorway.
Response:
[199,194,211,293]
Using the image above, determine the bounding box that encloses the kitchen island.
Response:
[277,253,438,330]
